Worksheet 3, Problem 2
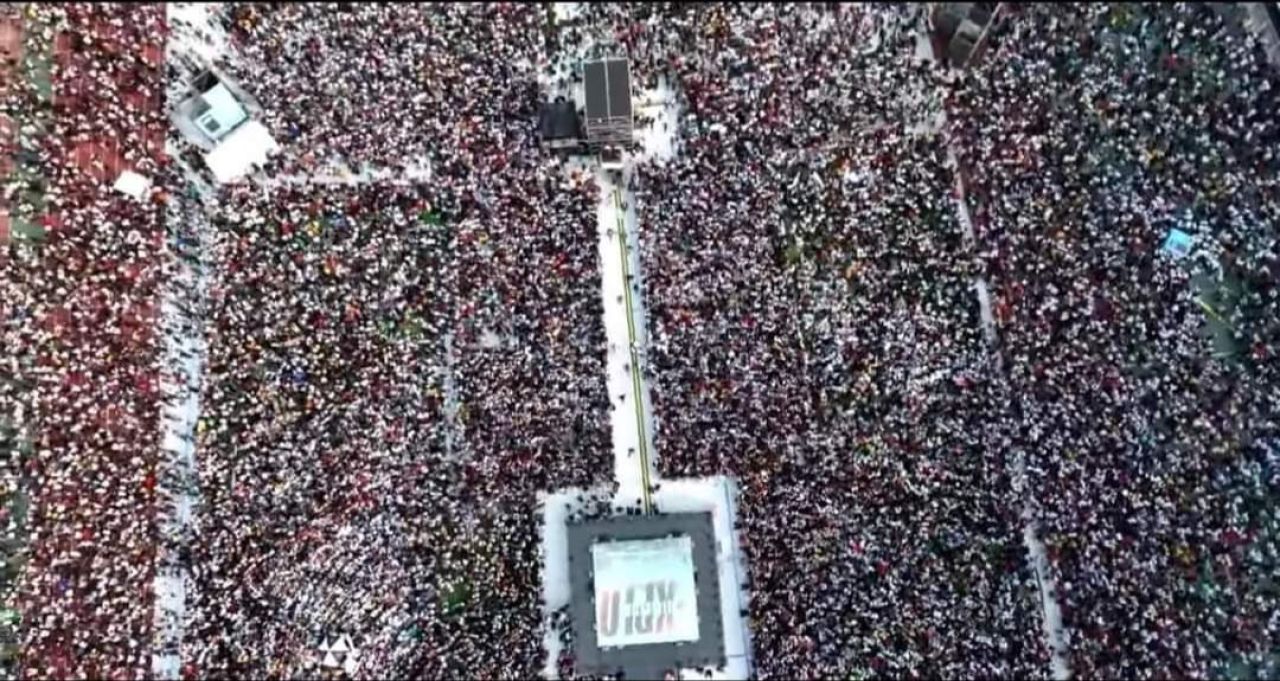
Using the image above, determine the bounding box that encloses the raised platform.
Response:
[582,56,633,145]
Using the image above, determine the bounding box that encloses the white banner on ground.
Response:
[591,536,700,647]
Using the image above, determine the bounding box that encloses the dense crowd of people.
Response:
[0,2,1276,680]
[183,4,611,679]
[569,2,1279,678]
[949,4,1280,678]
[570,3,1048,678]
[1,3,168,679]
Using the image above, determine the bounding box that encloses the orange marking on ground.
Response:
[53,29,71,73]
[125,89,145,112]
[107,136,124,179]
[141,43,161,68]
[74,140,90,174]
[101,140,113,182]
[41,212,63,233]
[0,14,19,217]
[0,15,22,62]
[146,125,164,160]
[0,112,12,177]
[94,139,106,181]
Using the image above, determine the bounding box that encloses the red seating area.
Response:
[0,14,21,246]
[14,5,168,679]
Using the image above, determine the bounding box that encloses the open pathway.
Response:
[151,187,211,680]
[595,169,659,512]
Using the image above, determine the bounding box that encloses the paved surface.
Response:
[611,184,655,512]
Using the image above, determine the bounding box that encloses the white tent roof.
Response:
[203,120,280,184]
[113,170,152,200]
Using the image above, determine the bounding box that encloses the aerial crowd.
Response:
[949,5,1279,678]
[598,2,1048,678]
[0,2,1276,681]
[1,3,168,679]
[184,4,614,679]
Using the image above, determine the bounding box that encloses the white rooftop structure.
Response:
[191,83,249,142]
[112,170,152,201]
[203,120,280,184]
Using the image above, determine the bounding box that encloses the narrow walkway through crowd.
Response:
[441,331,462,461]
[152,7,226,678]
[257,161,434,190]
[951,167,1072,681]
[596,168,659,512]
[151,188,213,681]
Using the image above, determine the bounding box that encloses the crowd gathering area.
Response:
[0,2,1277,680]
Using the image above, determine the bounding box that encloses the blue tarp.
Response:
[1161,228,1194,259]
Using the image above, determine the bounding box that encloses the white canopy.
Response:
[203,120,280,184]
[112,170,152,200]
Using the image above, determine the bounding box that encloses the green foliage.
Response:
[782,239,805,267]
[419,210,445,226]
[441,580,471,615]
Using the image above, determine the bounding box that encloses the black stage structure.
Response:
[539,96,583,152]
[582,56,634,145]
[566,513,725,679]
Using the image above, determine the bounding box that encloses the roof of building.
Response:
[582,58,633,122]
[582,57,633,144]
[194,83,249,141]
